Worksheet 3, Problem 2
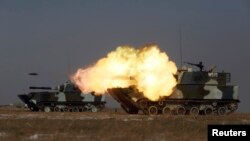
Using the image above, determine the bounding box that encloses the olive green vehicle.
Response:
[108,63,239,115]
[18,82,106,112]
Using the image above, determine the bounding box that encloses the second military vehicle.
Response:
[108,62,239,115]
[18,82,106,112]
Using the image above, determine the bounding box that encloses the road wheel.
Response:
[73,107,79,112]
[190,107,199,116]
[79,107,84,112]
[229,103,238,111]
[176,106,186,115]
[162,106,171,115]
[44,106,51,112]
[54,106,60,112]
[148,106,158,115]
[218,107,226,115]
[69,107,75,112]
[204,107,213,115]
[63,107,69,112]
[91,106,98,112]
[158,101,164,106]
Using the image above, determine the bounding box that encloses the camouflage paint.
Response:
[108,67,240,115]
[18,82,106,112]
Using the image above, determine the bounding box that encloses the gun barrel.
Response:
[29,86,53,90]
[184,62,192,65]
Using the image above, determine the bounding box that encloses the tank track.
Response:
[34,102,106,112]
[18,94,105,112]
[136,98,239,116]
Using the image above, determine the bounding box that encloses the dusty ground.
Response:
[0,106,249,141]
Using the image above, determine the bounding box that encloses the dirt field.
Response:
[0,106,249,141]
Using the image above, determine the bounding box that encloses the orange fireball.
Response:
[71,45,177,101]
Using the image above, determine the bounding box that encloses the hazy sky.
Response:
[0,0,250,112]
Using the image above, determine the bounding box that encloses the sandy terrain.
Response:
[0,106,249,141]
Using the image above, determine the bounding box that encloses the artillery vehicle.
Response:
[18,82,106,112]
[108,63,239,115]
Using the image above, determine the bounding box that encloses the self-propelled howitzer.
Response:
[108,65,239,115]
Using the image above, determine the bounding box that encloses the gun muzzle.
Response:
[29,86,52,90]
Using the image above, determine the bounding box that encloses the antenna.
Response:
[179,26,183,67]
[67,53,71,76]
